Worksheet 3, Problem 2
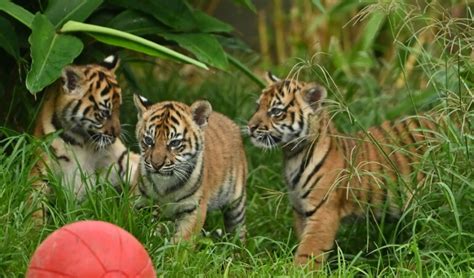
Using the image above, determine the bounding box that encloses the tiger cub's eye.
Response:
[168,139,182,149]
[143,135,154,147]
[100,109,110,118]
[270,107,284,117]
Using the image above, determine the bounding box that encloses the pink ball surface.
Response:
[27,220,156,278]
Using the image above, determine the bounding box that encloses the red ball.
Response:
[27,220,156,278]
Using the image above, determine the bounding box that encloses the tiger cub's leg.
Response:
[293,211,305,240]
[223,190,247,242]
[29,161,51,226]
[172,201,208,244]
[30,180,49,226]
[294,202,341,269]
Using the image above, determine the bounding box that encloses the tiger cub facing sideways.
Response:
[133,95,247,242]
[31,55,139,222]
[248,72,437,268]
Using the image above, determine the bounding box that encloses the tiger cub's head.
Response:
[133,95,212,179]
[55,55,122,147]
[247,72,327,149]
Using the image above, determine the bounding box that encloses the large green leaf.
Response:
[26,14,83,94]
[0,15,19,59]
[87,32,167,60]
[160,33,228,70]
[0,0,34,28]
[106,10,168,35]
[60,20,208,69]
[44,0,103,28]
[192,10,233,33]
[111,0,232,33]
[112,0,195,31]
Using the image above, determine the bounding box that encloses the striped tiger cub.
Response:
[31,55,139,223]
[133,95,247,242]
[247,72,437,268]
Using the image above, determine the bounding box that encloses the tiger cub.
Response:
[133,95,247,242]
[31,55,139,222]
[247,72,437,268]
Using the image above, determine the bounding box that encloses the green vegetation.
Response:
[0,0,472,276]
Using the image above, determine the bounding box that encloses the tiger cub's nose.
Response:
[248,124,258,134]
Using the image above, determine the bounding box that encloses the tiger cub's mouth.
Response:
[249,132,281,149]
[143,161,174,177]
[87,130,116,148]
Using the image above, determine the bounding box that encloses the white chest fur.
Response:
[50,138,136,200]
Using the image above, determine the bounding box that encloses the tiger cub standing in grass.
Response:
[133,95,247,242]
[247,72,437,268]
[31,55,139,223]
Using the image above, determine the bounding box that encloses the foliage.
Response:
[0,0,261,94]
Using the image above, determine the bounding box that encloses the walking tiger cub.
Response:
[247,72,438,268]
[30,55,139,223]
[133,95,247,242]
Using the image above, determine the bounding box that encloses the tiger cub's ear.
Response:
[301,83,327,110]
[264,71,281,84]
[133,94,152,117]
[191,100,212,128]
[100,54,120,73]
[61,66,87,97]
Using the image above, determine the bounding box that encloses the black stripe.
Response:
[164,171,193,195]
[291,140,317,187]
[226,206,245,225]
[300,138,332,190]
[175,168,203,202]
[149,114,162,123]
[51,113,62,131]
[169,115,180,126]
[52,113,82,146]
[100,84,112,96]
[301,176,322,199]
[98,71,106,81]
[117,150,127,176]
[60,133,82,146]
[291,124,323,185]
[173,108,183,119]
[71,100,82,116]
[83,106,92,116]
[304,197,328,218]
[57,155,70,162]
[280,123,294,132]
[174,205,197,219]
[226,191,245,212]
[283,97,295,110]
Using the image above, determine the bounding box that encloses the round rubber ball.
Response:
[27,220,155,278]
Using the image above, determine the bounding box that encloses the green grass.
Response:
[1,67,472,276]
[1,1,473,276]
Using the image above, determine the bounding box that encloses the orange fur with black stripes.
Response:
[247,72,437,268]
[133,95,247,242]
[30,55,139,223]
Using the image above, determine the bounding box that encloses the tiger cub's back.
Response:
[202,112,248,211]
